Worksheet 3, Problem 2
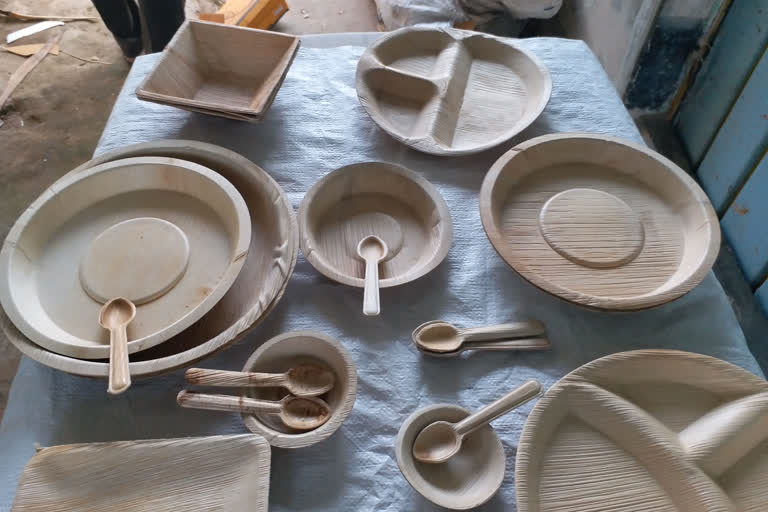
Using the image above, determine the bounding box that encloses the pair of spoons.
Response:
[412,320,550,357]
[178,363,336,431]
[413,380,542,463]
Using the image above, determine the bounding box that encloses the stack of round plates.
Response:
[0,140,298,378]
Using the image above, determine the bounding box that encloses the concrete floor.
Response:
[0,0,378,421]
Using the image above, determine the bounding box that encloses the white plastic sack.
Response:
[461,0,561,19]
[374,0,468,29]
[373,0,562,30]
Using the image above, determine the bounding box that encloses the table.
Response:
[0,33,762,511]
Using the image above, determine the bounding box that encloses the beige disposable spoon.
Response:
[417,338,551,358]
[99,297,136,395]
[412,320,546,353]
[356,235,389,316]
[177,390,332,430]
[185,364,335,397]
[412,380,542,463]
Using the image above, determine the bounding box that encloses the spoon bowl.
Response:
[285,363,335,396]
[99,297,136,329]
[412,420,461,462]
[279,395,332,430]
[412,321,463,352]
[356,235,389,261]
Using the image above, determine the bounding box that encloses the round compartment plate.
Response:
[356,26,552,156]
[516,350,768,512]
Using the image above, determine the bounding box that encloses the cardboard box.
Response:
[203,0,289,30]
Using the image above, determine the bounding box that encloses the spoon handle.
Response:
[454,380,542,436]
[362,256,380,316]
[462,337,551,352]
[177,391,283,414]
[461,320,545,342]
[185,368,286,388]
[107,326,131,395]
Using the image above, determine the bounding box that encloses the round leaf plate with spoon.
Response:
[0,156,251,361]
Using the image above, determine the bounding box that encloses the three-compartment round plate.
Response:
[356,26,552,156]
[0,156,251,359]
[516,350,768,511]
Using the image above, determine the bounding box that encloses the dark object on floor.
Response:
[0,34,63,112]
[90,0,186,59]
[625,17,704,111]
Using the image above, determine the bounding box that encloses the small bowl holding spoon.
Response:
[412,380,542,463]
[240,332,357,448]
[396,380,542,509]
[177,332,355,448]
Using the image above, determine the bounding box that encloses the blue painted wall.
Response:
[721,152,768,286]
[676,1,768,316]
[696,48,768,215]
[676,0,768,165]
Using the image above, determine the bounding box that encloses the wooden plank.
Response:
[696,48,768,215]
[2,43,59,57]
[217,0,287,29]
[249,0,288,30]
[721,152,768,286]
[0,9,96,22]
[199,13,225,23]
[675,0,768,165]
[0,34,61,110]
[755,278,768,317]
